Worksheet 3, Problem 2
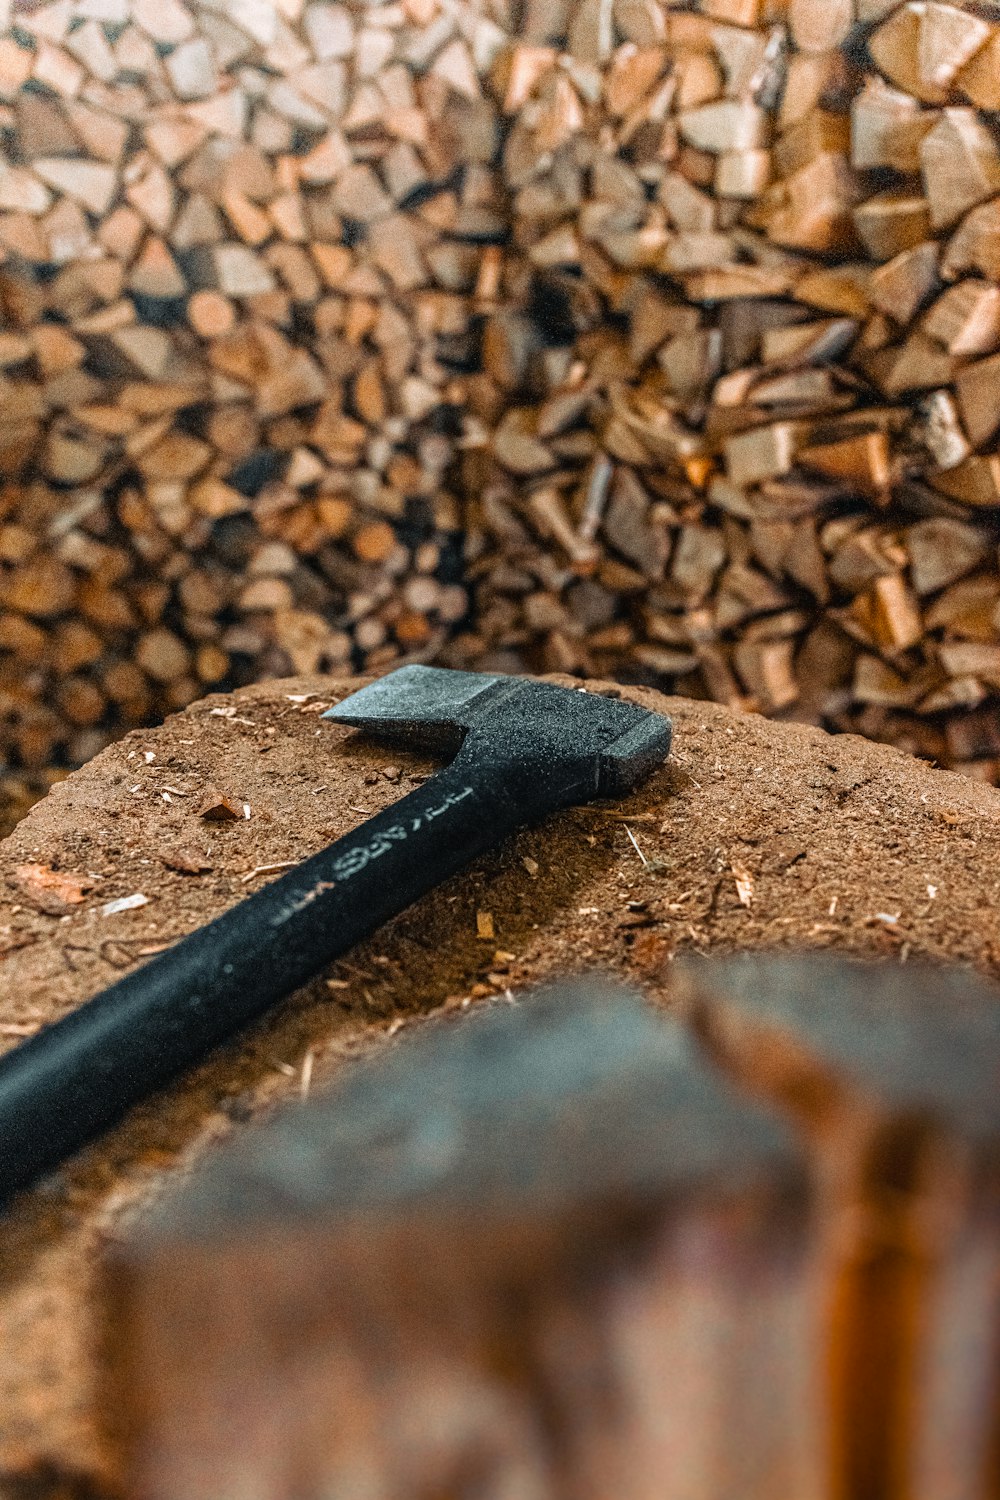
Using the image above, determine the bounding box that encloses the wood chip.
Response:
[12,863,93,916]
[102,892,149,916]
[730,859,755,907]
[198,789,244,822]
[161,847,214,875]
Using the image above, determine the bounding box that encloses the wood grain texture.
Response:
[678,953,1000,1500]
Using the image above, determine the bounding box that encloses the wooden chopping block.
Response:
[5,672,1000,1497]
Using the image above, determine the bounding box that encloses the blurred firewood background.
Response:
[2,0,1000,831]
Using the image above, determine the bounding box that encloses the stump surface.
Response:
[2,673,1000,1496]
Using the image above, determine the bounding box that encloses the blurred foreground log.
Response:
[101,982,818,1500]
[102,960,1000,1500]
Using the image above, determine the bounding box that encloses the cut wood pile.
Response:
[2,0,1000,780]
[0,0,490,770]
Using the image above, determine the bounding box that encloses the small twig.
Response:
[300,1048,315,1102]
[329,959,370,978]
[99,938,141,969]
[577,808,661,823]
[61,943,96,971]
[624,825,649,866]
[240,860,298,884]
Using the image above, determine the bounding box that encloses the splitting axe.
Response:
[0,666,671,1201]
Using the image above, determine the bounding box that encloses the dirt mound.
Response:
[2,672,1000,1496]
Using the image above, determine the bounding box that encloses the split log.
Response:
[678,953,1000,1500]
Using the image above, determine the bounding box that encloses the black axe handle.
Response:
[0,757,554,1202]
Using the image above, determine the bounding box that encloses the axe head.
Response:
[324,666,671,797]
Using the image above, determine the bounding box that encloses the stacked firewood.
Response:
[0,0,492,769]
[2,0,1000,780]
[456,0,1000,779]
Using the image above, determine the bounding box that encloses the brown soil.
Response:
[2,673,1000,1497]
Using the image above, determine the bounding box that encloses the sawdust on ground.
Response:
[2,673,1000,1497]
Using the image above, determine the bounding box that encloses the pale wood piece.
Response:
[940,198,1000,281]
[789,0,852,53]
[725,423,803,487]
[918,2,991,91]
[955,352,1000,449]
[34,157,117,215]
[850,79,937,174]
[867,242,940,323]
[679,100,767,154]
[955,30,1000,110]
[733,636,798,710]
[919,389,971,470]
[919,109,1000,230]
[922,281,1000,357]
[853,190,932,261]
[868,2,950,104]
[187,290,236,339]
